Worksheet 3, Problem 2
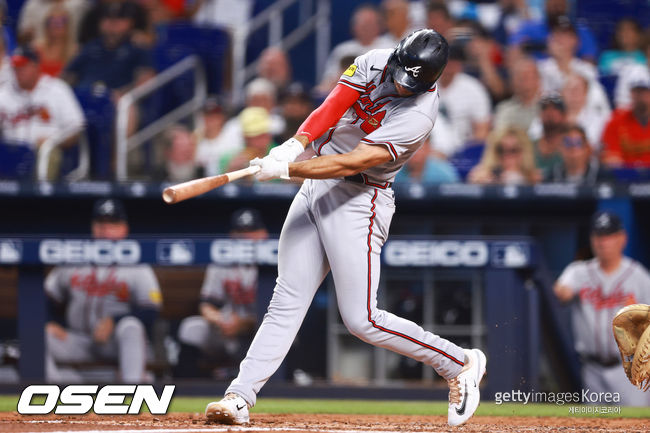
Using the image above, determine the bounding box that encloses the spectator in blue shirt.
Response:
[508,0,598,61]
[599,18,647,76]
[395,143,460,184]
[63,2,154,96]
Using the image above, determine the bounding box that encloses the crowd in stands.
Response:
[0,0,650,184]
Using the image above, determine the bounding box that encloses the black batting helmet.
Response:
[388,29,449,94]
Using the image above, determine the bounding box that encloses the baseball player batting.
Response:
[206,29,486,427]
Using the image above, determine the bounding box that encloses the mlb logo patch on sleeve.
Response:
[343,64,357,77]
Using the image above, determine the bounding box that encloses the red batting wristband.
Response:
[297,83,361,142]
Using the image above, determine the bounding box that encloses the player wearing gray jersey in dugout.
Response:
[206,29,487,427]
[45,199,162,383]
[554,211,650,406]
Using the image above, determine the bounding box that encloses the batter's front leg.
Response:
[227,185,330,406]
[319,186,465,380]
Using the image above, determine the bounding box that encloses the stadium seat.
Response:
[449,143,485,181]
[0,144,35,180]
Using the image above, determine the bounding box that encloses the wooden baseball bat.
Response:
[162,165,261,204]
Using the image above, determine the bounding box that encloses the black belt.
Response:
[344,173,392,189]
[581,355,620,368]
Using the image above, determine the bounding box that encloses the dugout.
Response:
[1,181,649,399]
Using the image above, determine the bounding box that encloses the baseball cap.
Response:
[11,45,39,68]
[231,208,265,232]
[540,94,566,112]
[240,107,271,137]
[550,15,577,35]
[100,2,135,19]
[590,211,624,236]
[93,198,127,222]
[630,75,650,91]
[202,96,223,114]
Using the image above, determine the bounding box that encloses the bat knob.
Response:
[162,187,176,204]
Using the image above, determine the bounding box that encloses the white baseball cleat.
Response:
[205,393,250,425]
[447,348,487,427]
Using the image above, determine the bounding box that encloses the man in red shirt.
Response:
[601,77,650,167]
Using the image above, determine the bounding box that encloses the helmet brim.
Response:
[392,67,434,94]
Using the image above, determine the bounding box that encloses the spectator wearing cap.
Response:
[546,124,607,185]
[194,97,239,177]
[223,107,276,174]
[438,42,492,148]
[614,43,650,110]
[529,94,566,177]
[279,83,313,144]
[78,0,148,45]
[601,76,650,168]
[64,2,154,95]
[45,198,162,383]
[17,0,87,44]
[599,18,647,77]
[554,210,650,406]
[175,208,267,378]
[561,73,611,149]
[494,57,541,132]
[0,45,85,178]
[244,77,286,139]
[507,0,598,61]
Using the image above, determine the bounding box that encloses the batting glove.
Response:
[250,156,289,181]
[268,137,304,163]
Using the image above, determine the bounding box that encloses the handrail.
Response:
[116,55,207,181]
[231,0,330,104]
[36,126,87,181]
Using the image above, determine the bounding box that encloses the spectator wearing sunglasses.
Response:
[546,125,607,185]
[468,126,541,185]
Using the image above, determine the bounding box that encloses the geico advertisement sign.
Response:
[210,239,278,265]
[17,384,175,415]
[39,240,141,264]
[384,240,489,267]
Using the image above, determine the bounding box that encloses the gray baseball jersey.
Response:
[227,49,466,407]
[201,264,257,322]
[45,265,162,334]
[312,48,439,183]
[558,257,650,361]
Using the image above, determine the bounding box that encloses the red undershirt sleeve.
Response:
[296,83,361,142]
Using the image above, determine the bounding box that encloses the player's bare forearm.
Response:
[289,143,392,179]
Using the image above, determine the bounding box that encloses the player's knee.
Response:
[342,316,375,342]
[177,316,209,347]
[115,316,146,340]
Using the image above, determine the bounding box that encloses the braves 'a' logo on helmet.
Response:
[404,66,421,77]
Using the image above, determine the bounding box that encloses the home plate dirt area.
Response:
[1,413,648,433]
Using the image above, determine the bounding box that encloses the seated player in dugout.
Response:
[205,29,486,428]
[175,208,267,378]
[44,199,162,383]
[554,211,650,406]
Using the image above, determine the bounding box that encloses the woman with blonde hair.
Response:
[468,127,541,185]
[33,4,78,77]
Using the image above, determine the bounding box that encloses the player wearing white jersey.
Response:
[0,46,84,150]
[555,211,650,406]
[205,30,486,427]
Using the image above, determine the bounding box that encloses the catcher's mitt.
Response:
[612,304,650,391]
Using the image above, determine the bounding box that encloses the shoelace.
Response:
[447,377,462,405]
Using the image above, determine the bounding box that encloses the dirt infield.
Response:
[1,413,648,433]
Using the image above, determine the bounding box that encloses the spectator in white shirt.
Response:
[438,43,492,147]
[195,97,238,177]
[561,73,611,150]
[494,57,541,132]
[319,4,391,86]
